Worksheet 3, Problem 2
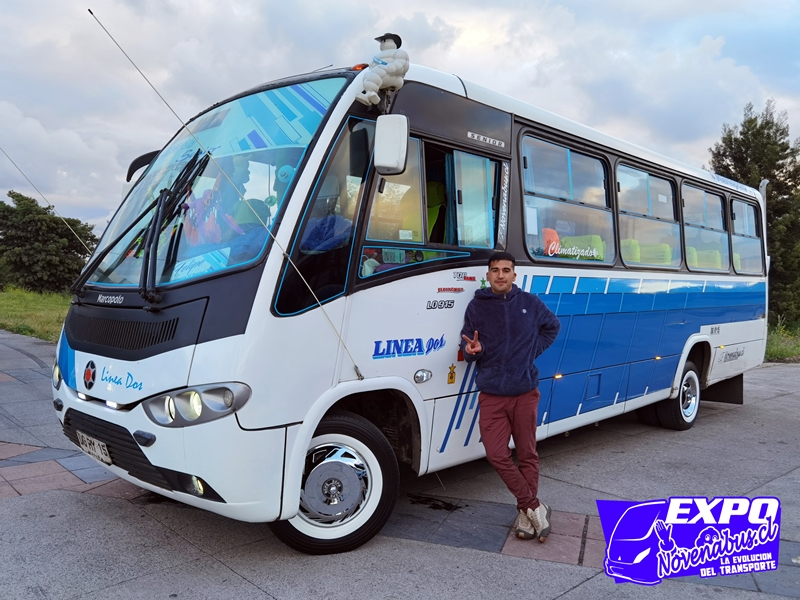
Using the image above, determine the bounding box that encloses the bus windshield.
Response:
[87,77,347,287]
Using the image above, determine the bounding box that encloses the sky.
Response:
[1,0,799,234]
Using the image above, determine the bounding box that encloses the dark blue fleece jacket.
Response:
[460,284,561,396]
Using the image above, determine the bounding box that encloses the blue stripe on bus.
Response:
[264,89,297,121]
[576,277,607,293]
[455,367,478,429]
[529,276,550,293]
[437,274,767,450]
[58,330,77,390]
[439,362,474,453]
[464,402,481,447]
[550,277,576,293]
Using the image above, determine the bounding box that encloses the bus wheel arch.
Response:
[269,411,399,554]
[328,389,423,475]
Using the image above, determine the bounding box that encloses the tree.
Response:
[0,191,98,293]
[709,100,800,326]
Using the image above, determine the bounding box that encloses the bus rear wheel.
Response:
[656,361,700,431]
[269,411,399,555]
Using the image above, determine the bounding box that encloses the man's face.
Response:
[487,260,516,295]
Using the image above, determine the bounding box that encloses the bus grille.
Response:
[62,409,172,491]
[68,313,179,351]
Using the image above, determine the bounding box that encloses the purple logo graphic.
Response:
[597,496,781,586]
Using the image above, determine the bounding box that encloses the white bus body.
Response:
[52,61,767,554]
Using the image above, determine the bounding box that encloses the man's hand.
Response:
[461,331,482,355]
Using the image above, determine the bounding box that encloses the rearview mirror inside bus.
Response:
[374,114,409,176]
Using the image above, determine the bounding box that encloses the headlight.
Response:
[633,547,651,564]
[52,360,62,390]
[141,383,251,428]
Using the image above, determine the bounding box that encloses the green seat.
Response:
[733,253,741,271]
[621,238,640,263]
[560,234,605,261]
[639,243,671,265]
[696,249,722,270]
[686,246,698,268]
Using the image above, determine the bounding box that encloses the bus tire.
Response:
[635,404,661,427]
[269,411,399,555]
[656,361,700,431]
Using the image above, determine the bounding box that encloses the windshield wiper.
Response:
[139,150,210,305]
[70,150,208,301]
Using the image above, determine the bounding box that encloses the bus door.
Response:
[344,137,507,471]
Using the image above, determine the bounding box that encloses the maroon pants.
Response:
[479,388,541,512]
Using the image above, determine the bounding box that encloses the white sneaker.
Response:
[514,509,535,539]
[527,502,552,542]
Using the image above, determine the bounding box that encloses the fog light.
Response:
[222,389,234,408]
[190,475,205,496]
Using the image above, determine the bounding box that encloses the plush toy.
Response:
[356,33,409,106]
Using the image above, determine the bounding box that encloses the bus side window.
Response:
[521,136,615,264]
[360,141,499,277]
[454,150,495,248]
[682,185,730,272]
[617,166,681,268]
[274,118,374,315]
[731,199,764,274]
[366,138,424,244]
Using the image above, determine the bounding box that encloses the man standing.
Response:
[460,252,560,541]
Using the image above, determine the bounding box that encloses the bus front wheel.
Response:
[657,361,700,430]
[269,411,399,554]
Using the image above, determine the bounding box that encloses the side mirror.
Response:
[126,150,160,182]
[374,115,409,176]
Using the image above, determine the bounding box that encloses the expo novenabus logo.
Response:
[597,496,781,586]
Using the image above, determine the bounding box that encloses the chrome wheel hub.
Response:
[299,443,369,524]
[681,375,698,418]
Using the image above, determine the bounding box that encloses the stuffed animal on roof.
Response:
[356,33,409,106]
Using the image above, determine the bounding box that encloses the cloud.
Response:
[1,0,799,232]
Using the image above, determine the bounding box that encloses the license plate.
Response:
[76,430,112,465]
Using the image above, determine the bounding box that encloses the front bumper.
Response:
[54,384,287,522]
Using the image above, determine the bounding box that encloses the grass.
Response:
[0,286,71,343]
[1,283,800,361]
[765,319,800,362]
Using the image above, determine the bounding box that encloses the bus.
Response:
[51,51,768,555]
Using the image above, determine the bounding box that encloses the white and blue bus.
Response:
[51,52,767,554]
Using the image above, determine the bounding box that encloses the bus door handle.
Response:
[457,189,463,205]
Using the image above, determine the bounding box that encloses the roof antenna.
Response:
[85,8,365,380]
[0,147,93,255]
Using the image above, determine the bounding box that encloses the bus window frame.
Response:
[518,131,616,268]
[352,136,506,285]
[615,162,682,271]
[730,196,766,275]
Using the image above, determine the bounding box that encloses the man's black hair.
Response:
[488,251,516,269]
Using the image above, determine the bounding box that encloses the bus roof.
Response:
[403,64,760,202]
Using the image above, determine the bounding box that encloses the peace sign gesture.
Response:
[461,330,482,355]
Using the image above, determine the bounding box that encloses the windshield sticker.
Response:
[373,335,446,359]
[597,496,780,586]
[172,248,231,281]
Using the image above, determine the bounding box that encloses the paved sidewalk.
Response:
[1,329,799,599]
